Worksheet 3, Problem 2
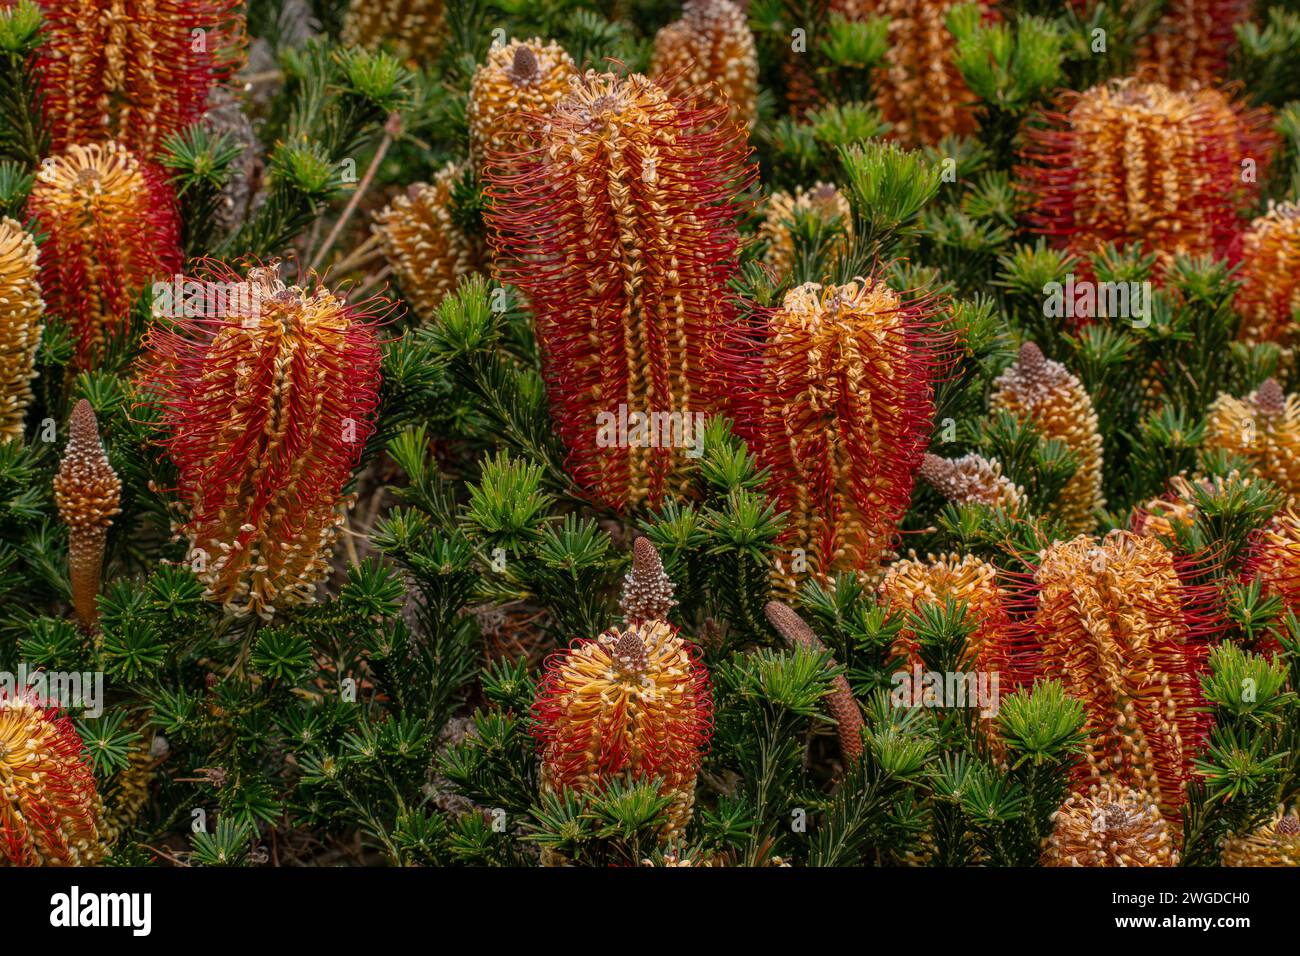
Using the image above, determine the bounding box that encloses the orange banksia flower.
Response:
[53,400,121,632]
[0,697,104,866]
[532,619,713,844]
[1032,531,1211,820]
[1220,808,1300,867]
[758,182,854,282]
[1204,379,1300,501]
[1138,0,1251,90]
[26,142,182,371]
[342,0,446,61]
[651,0,758,129]
[1019,79,1274,267]
[139,262,384,620]
[373,162,481,322]
[1043,781,1179,867]
[1249,508,1300,615]
[0,217,43,443]
[35,0,246,158]
[1234,202,1300,348]
[918,451,1024,512]
[485,69,753,510]
[467,38,577,172]
[990,342,1104,532]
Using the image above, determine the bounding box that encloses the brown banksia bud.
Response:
[373,162,482,322]
[1043,781,1179,867]
[620,536,678,623]
[1204,378,1300,501]
[758,182,854,282]
[651,0,758,129]
[26,142,182,371]
[341,0,446,62]
[467,38,577,172]
[1220,807,1300,867]
[0,217,43,443]
[918,452,1024,512]
[1031,531,1211,821]
[1234,202,1300,349]
[764,601,864,767]
[53,400,121,632]
[990,342,1104,532]
[1137,0,1251,91]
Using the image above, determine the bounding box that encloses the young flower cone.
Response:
[26,142,182,371]
[467,38,577,173]
[485,69,753,510]
[651,0,758,129]
[1220,808,1300,867]
[34,0,245,158]
[758,182,854,283]
[1234,202,1300,349]
[532,619,713,850]
[342,0,446,62]
[0,217,43,443]
[918,452,1024,512]
[1043,781,1179,867]
[138,262,384,620]
[990,342,1104,532]
[0,697,105,866]
[619,536,678,623]
[1137,0,1251,91]
[1204,379,1300,502]
[53,400,121,633]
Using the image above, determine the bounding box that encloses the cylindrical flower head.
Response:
[35,0,246,157]
[1221,808,1300,867]
[1019,79,1274,267]
[619,536,678,623]
[1249,508,1300,615]
[990,342,1104,532]
[373,162,481,322]
[1234,202,1300,348]
[758,182,854,283]
[532,620,713,843]
[342,0,446,63]
[485,69,754,510]
[1032,531,1209,821]
[1204,379,1300,501]
[53,400,121,632]
[651,0,758,129]
[1043,781,1178,866]
[26,142,182,371]
[1137,0,1251,90]
[139,263,384,620]
[0,217,43,443]
[918,452,1024,512]
[0,697,104,866]
[467,38,577,173]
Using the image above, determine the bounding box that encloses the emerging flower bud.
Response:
[1204,378,1300,502]
[467,38,577,172]
[651,0,758,129]
[1043,781,1178,866]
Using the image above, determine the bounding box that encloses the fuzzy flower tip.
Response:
[485,69,754,510]
[467,38,577,173]
[991,342,1104,532]
[342,0,446,62]
[1043,782,1178,867]
[651,0,758,129]
[139,262,385,620]
[1204,378,1300,502]
[1234,202,1300,349]
[918,451,1024,512]
[1019,79,1274,267]
[0,217,43,443]
[35,0,246,157]
[1137,0,1251,91]
[532,619,713,843]
[374,162,481,322]
[0,696,104,866]
[1032,531,1210,821]
[53,400,121,632]
[26,142,182,371]
[759,182,854,283]
[1220,807,1300,867]
[620,536,678,623]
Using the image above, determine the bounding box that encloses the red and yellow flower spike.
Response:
[34,0,245,158]
[1204,378,1300,501]
[651,0,758,129]
[26,142,182,371]
[1043,781,1179,867]
[1137,0,1251,91]
[485,68,754,510]
[138,262,385,620]
[0,216,43,443]
[1233,202,1300,349]
[467,38,577,173]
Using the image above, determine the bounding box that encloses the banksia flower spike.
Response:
[0,217,43,443]
[53,400,121,633]
[1138,0,1251,91]
[758,182,854,282]
[990,342,1104,532]
[1234,202,1300,349]
[485,68,754,510]
[342,0,446,62]
[1042,781,1178,867]
[1031,531,1211,821]
[918,452,1024,512]
[1019,79,1274,267]
[765,601,864,767]
[1249,508,1300,615]
[1135,472,1250,540]
[1220,807,1300,867]
[467,38,577,173]
[532,619,713,845]
[620,536,678,622]
[1204,379,1300,501]
[35,0,246,158]
[373,162,482,322]
[651,0,759,129]
[0,696,104,866]
[26,142,182,371]
[139,262,384,620]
